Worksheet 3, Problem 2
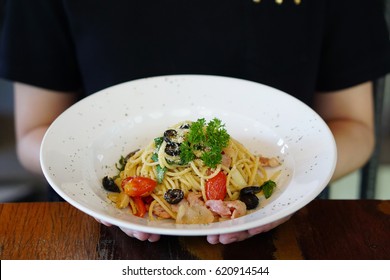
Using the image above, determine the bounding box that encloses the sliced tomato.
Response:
[205,171,227,200]
[122,176,157,197]
[133,196,147,217]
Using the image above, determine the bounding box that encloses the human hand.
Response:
[119,227,161,242]
[96,215,290,244]
[94,218,161,242]
[206,215,291,244]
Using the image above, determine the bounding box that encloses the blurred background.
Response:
[0,79,47,201]
[1,76,390,202]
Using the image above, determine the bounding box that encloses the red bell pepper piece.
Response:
[133,196,146,217]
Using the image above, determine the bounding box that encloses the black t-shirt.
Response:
[1,0,390,106]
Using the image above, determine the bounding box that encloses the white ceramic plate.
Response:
[40,75,336,236]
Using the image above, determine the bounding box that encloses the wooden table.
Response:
[0,200,389,260]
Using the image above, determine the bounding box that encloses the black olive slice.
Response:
[239,193,259,210]
[163,129,177,144]
[240,186,262,196]
[164,189,184,204]
[179,123,190,129]
[102,176,120,192]
[165,142,181,156]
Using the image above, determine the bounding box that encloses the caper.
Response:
[164,189,184,204]
[102,176,120,192]
[239,193,259,210]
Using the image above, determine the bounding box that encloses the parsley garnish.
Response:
[180,118,230,168]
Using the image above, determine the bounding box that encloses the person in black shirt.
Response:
[1,0,390,244]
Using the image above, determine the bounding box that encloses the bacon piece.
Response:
[205,199,247,219]
[221,153,232,168]
[226,200,246,219]
[205,200,231,217]
[221,146,236,168]
[187,191,205,206]
[259,156,281,167]
[152,203,171,219]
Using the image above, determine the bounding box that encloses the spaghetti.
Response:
[103,118,281,224]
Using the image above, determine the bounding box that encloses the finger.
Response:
[119,227,161,242]
[94,218,112,227]
[207,215,293,244]
[133,231,152,241]
[248,215,292,236]
[206,235,220,244]
[119,227,136,237]
[218,231,250,244]
[147,234,161,242]
[247,226,267,236]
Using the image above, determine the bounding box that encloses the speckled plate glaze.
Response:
[40,75,336,236]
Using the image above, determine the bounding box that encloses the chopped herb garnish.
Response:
[261,180,277,199]
[180,118,230,168]
[151,153,158,162]
[152,137,167,183]
[115,155,127,172]
[154,137,164,149]
[156,165,167,184]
